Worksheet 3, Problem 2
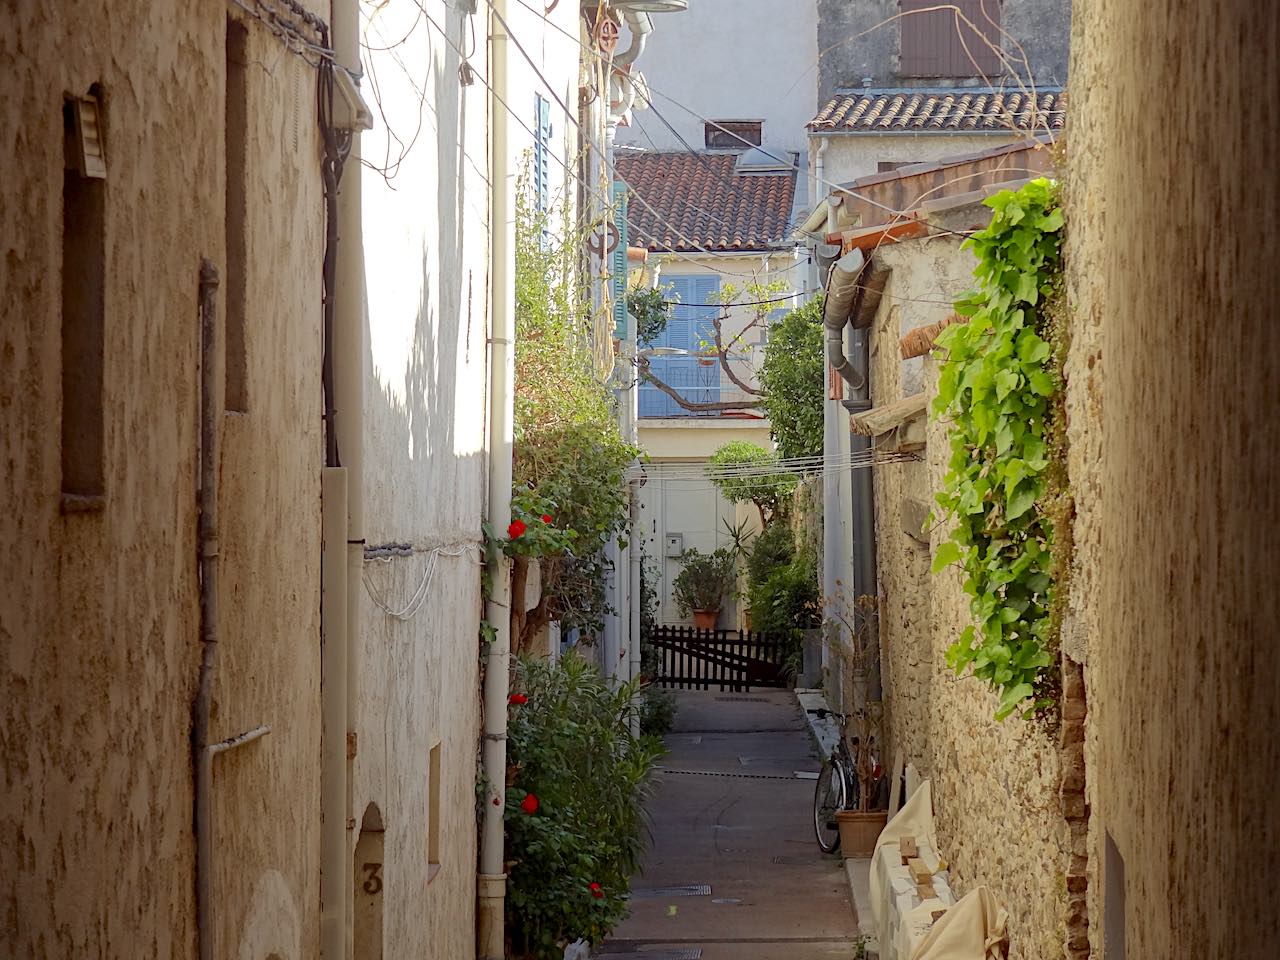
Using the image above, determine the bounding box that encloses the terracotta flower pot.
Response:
[692,608,718,630]
[835,809,888,858]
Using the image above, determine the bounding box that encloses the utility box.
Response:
[664,533,683,557]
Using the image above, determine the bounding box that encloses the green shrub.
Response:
[749,557,821,636]
[745,522,795,587]
[639,685,677,736]
[505,654,663,958]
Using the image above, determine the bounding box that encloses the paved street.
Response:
[601,690,860,960]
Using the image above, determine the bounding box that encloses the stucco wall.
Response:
[612,0,818,154]
[0,3,326,956]
[816,0,1071,103]
[866,229,1071,959]
[1066,1,1280,957]
[817,131,1030,188]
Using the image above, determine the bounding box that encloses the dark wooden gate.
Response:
[646,625,788,691]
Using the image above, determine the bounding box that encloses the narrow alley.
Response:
[604,691,859,960]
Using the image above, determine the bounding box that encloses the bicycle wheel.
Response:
[813,757,846,853]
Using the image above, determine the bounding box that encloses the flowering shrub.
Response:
[504,653,662,958]
[512,179,638,646]
[501,488,576,559]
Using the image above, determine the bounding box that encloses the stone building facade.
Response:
[847,196,1074,959]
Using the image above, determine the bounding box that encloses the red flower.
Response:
[507,520,527,539]
[589,882,603,899]
[520,793,539,815]
[509,693,528,705]
[541,514,553,524]
[491,797,501,806]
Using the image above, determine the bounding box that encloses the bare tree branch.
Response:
[637,357,764,412]
[708,313,763,397]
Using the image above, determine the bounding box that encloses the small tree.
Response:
[758,297,825,459]
[707,441,797,527]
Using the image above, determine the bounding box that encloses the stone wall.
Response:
[865,221,1072,959]
[1066,1,1280,957]
[0,3,327,955]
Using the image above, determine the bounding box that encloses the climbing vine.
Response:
[930,178,1066,720]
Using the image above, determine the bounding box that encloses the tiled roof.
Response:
[808,88,1066,134]
[614,152,797,253]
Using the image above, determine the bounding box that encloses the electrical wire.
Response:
[362,542,482,622]
[508,0,1053,230]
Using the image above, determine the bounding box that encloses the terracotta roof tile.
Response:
[614,151,797,253]
[809,88,1066,134]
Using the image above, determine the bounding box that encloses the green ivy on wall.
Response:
[930,178,1066,720]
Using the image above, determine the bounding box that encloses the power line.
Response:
[509,0,1047,234]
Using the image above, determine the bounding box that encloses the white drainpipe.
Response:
[320,0,364,952]
[478,0,516,955]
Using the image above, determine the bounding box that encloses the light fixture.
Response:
[611,0,688,13]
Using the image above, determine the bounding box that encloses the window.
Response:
[704,120,762,150]
[534,94,551,214]
[427,742,442,882]
[225,19,249,412]
[61,88,107,506]
[899,0,1003,78]
[638,275,721,418]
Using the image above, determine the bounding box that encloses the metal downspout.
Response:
[479,1,516,954]
[193,260,222,960]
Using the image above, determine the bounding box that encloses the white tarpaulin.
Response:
[911,886,1008,960]
[868,780,957,956]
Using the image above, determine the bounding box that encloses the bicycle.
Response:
[809,707,879,853]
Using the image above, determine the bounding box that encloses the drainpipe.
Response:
[613,10,652,68]
[193,259,222,960]
[478,0,516,955]
[824,249,865,388]
[318,0,364,952]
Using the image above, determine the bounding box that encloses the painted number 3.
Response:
[362,862,383,896]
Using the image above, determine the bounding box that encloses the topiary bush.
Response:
[504,653,663,959]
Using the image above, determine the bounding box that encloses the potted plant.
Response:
[671,547,736,631]
[828,592,888,855]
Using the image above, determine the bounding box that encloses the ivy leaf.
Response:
[995,682,1035,720]
[1016,328,1051,364]
[932,541,963,573]
[1015,270,1040,305]
[1006,480,1038,521]
[1028,369,1055,396]
[995,368,1019,402]
[1039,208,1065,232]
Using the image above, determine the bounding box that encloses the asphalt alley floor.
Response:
[599,689,861,960]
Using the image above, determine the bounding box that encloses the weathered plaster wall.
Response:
[353,2,581,956]
[612,0,819,153]
[867,229,1071,959]
[0,3,326,956]
[816,0,1071,103]
[1066,1,1280,957]
[817,132,1027,188]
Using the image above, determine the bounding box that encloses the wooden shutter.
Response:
[900,0,1003,78]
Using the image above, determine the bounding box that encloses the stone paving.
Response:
[599,689,863,960]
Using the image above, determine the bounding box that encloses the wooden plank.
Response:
[907,858,933,885]
[888,750,906,814]
[917,882,936,901]
[899,835,918,865]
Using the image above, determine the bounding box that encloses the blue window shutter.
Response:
[639,275,722,417]
[535,94,551,214]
